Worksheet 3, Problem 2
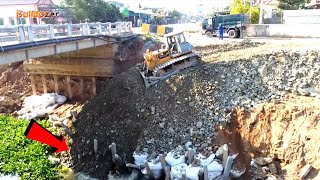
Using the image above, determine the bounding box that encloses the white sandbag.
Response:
[18,93,67,120]
[20,112,38,120]
[194,153,215,166]
[185,165,201,180]
[208,171,222,180]
[165,151,185,166]
[207,161,223,180]
[54,93,67,104]
[207,161,223,172]
[170,163,187,179]
[24,94,54,109]
[45,104,59,113]
[147,160,162,179]
[133,152,148,166]
[17,107,30,115]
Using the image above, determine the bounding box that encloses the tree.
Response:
[278,0,305,10]
[249,7,260,24]
[168,10,182,23]
[231,0,250,14]
[208,8,219,16]
[230,0,260,24]
[62,0,122,23]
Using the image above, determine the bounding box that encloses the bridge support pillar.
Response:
[23,36,144,100]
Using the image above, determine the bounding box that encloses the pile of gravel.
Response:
[71,50,320,178]
[194,40,264,58]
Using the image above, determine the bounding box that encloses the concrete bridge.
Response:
[0,22,145,99]
[0,22,134,64]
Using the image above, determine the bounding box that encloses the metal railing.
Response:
[0,22,133,45]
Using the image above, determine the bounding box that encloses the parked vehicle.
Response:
[201,14,250,38]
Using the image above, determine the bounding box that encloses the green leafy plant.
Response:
[249,6,260,24]
[0,116,60,180]
[230,0,260,24]
[142,33,160,43]
[62,0,122,23]
[168,10,182,23]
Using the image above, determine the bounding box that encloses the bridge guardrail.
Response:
[0,22,133,46]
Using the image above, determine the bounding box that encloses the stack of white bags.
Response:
[133,143,224,180]
[17,93,67,120]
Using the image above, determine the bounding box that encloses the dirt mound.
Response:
[0,63,31,114]
[71,50,320,178]
[71,68,147,177]
[194,40,264,60]
[229,95,320,179]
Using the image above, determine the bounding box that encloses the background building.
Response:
[0,0,58,26]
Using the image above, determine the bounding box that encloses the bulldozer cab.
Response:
[165,31,193,55]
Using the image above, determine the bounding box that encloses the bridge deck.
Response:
[0,22,134,64]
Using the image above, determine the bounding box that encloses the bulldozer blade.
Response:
[139,69,180,89]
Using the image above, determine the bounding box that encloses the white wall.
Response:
[0,5,38,26]
[246,24,320,38]
[283,9,320,24]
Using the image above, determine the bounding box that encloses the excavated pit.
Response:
[215,95,320,179]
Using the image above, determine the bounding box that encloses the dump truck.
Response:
[137,31,200,88]
[201,14,250,38]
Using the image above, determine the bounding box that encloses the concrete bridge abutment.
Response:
[23,36,145,100]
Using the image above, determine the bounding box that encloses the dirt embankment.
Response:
[0,63,31,114]
[70,49,320,179]
[71,69,147,177]
[222,95,320,179]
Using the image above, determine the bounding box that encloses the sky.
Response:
[52,0,233,15]
[111,0,232,14]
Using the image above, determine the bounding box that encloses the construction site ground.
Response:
[1,33,320,179]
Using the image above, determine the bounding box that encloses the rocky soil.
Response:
[1,37,320,179]
[70,47,320,179]
[228,95,320,179]
[194,40,264,61]
[0,63,31,114]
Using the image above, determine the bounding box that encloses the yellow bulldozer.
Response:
[138,31,200,88]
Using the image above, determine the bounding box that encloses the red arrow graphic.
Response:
[24,120,69,153]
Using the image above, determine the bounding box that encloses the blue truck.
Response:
[201,14,250,38]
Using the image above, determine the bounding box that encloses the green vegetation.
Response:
[168,10,182,23]
[230,0,260,24]
[249,7,260,24]
[0,116,60,180]
[61,0,122,23]
[278,0,305,10]
[142,33,161,43]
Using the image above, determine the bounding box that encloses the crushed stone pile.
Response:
[71,50,320,178]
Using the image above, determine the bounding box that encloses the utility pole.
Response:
[249,0,252,23]
[259,0,263,24]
